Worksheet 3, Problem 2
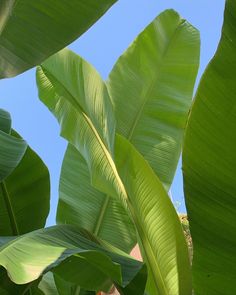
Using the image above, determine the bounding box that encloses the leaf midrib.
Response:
[126,198,168,295]
[40,64,128,207]
[78,19,186,249]
[126,18,186,142]
[41,63,170,294]
[93,195,110,236]
[41,65,132,252]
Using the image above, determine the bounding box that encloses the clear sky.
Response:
[0,0,225,225]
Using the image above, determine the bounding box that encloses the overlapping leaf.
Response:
[107,9,200,190]
[0,109,27,182]
[37,49,192,295]
[37,48,121,199]
[0,0,117,78]
[0,225,146,294]
[115,135,191,295]
[183,1,236,294]
[42,9,199,258]
[37,9,200,295]
[37,49,135,252]
[58,145,136,252]
[0,110,50,236]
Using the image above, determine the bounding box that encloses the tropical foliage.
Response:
[0,0,117,78]
[0,1,235,295]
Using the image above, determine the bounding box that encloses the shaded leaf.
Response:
[183,1,236,294]
[0,0,117,78]
[0,110,27,182]
[0,130,50,236]
[0,225,146,294]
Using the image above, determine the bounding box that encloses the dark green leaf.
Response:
[0,130,50,236]
[0,0,117,78]
[0,110,27,182]
[183,1,236,294]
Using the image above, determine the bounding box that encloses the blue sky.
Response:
[0,0,225,224]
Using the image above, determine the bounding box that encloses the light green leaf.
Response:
[183,1,236,294]
[58,144,136,253]
[0,225,146,294]
[0,110,27,182]
[115,135,191,295]
[37,20,193,292]
[0,0,117,78]
[56,9,200,257]
[37,48,120,200]
[37,49,135,251]
[107,9,200,190]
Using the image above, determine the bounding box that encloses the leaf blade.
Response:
[107,9,200,190]
[58,144,136,253]
[0,0,117,78]
[0,225,146,294]
[115,135,191,295]
[183,1,236,294]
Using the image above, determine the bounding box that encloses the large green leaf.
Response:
[0,110,50,293]
[0,110,50,236]
[37,48,120,199]
[37,29,192,294]
[0,109,11,133]
[115,135,191,295]
[0,109,27,182]
[183,1,236,294]
[0,0,117,78]
[107,9,200,190]
[0,131,50,236]
[58,144,136,253]
[0,225,146,294]
[57,8,200,258]
[37,48,135,250]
